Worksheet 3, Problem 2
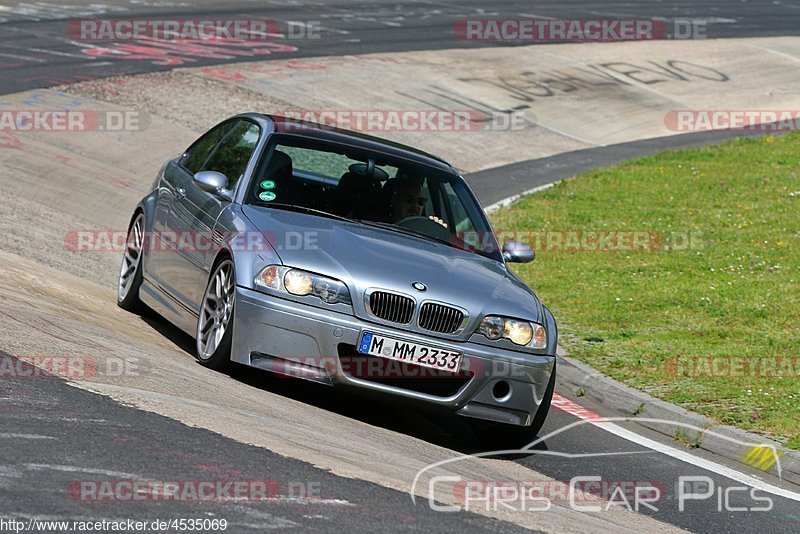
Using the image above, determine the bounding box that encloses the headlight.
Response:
[255,265,351,305]
[478,316,504,340]
[478,315,546,348]
[284,269,313,295]
[504,319,533,346]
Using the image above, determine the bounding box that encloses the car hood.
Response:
[242,205,544,331]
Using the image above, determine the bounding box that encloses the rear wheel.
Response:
[195,257,235,370]
[469,362,556,450]
[117,213,146,312]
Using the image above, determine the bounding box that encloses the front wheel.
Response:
[469,361,556,450]
[117,213,146,313]
[195,257,236,370]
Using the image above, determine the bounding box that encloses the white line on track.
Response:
[0,51,47,62]
[19,47,89,59]
[742,42,800,64]
[552,394,800,502]
[0,433,56,439]
[23,464,141,479]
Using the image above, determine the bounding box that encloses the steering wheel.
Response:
[396,216,451,242]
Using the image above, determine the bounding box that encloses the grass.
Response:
[491,133,800,448]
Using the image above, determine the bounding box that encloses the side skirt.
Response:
[140,278,198,337]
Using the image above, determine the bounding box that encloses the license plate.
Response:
[357,332,462,372]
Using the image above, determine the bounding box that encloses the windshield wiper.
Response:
[250,202,353,222]
[357,219,460,249]
[359,220,498,259]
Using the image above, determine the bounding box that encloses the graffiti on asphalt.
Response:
[402,59,729,123]
[80,38,298,66]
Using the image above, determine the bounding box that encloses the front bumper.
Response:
[232,287,555,426]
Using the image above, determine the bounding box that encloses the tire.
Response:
[117,212,146,313]
[195,257,235,370]
[469,361,556,450]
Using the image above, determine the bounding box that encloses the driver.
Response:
[388,179,426,221]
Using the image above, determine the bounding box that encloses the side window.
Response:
[182,122,233,175]
[201,121,261,189]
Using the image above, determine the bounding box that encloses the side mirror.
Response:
[193,171,230,198]
[502,240,535,263]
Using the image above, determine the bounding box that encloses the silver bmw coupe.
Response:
[117,114,557,445]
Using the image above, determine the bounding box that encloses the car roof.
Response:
[241,113,458,173]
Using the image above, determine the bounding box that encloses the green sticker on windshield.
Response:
[259,191,276,202]
[260,180,276,190]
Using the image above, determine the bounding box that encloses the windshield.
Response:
[246,134,502,261]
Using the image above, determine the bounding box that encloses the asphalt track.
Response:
[1,1,800,533]
[0,353,536,533]
[0,0,799,95]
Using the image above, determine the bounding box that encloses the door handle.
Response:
[175,187,187,199]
